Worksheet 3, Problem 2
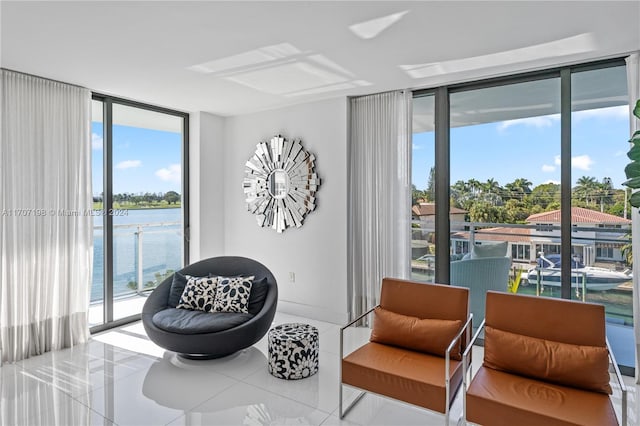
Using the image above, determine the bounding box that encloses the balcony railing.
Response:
[411,219,634,371]
[92,221,182,303]
[411,220,633,323]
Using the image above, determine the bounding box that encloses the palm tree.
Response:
[574,176,598,206]
[505,178,533,200]
[482,178,503,206]
[595,178,614,212]
[467,178,481,196]
[450,180,469,208]
[483,178,501,194]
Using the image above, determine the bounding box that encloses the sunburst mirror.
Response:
[243,135,320,233]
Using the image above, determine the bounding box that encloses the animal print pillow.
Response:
[176,276,218,312]
[213,276,254,313]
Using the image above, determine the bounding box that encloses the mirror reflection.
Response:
[267,169,289,199]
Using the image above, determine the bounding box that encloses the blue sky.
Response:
[91,123,182,196]
[92,105,629,196]
[412,106,630,191]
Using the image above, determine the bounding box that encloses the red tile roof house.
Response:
[412,203,468,258]
[450,207,631,266]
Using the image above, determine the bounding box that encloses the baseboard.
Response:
[277,300,349,325]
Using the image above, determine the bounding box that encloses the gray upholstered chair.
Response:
[450,242,511,330]
[142,256,278,359]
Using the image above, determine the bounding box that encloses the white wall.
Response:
[222,98,349,324]
[189,111,226,261]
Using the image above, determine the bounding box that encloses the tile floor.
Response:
[0,311,638,425]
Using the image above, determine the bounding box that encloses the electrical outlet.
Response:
[289,272,295,283]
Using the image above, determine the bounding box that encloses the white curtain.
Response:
[348,90,412,319]
[627,53,640,383]
[0,70,92,363]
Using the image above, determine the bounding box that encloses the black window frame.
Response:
[90,93,190,333]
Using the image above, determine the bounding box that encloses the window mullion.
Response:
[560,68,572,300]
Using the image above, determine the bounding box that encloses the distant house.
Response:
[412,202,467,231]
[412,202,467,258]
[527,207,630,265]
[450,207,630,265]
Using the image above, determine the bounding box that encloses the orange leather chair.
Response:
[464,291,627,426]
[339,278,472,424]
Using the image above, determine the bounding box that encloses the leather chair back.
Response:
[380,277,469,323]
[485,291,605,347]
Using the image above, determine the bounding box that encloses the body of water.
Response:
[91,208,182,302]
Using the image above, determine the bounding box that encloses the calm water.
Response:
[92,208,182,302]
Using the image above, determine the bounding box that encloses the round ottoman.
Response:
[268,323,319,379]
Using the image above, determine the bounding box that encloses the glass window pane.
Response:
[449,78,561,326]
[111,104,184,322]
[89,99,104,327]
[571,65,632,369]
[412,94,435,281]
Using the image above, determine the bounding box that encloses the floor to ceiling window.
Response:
[570,64,632,368]
[411,58,633,372]
[90,96,189,330]
[449,75,561,299]
[411,94,436,281]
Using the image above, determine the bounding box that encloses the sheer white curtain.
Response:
[627,53,640,383]
[0,70,92,363]
[348,90,412,319]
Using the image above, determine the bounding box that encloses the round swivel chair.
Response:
[142,256,278,359]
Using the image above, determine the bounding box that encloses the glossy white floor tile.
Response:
[167,381,331,426]
[1,310,639,426]
[243,343,356,415]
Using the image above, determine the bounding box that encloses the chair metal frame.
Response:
[462,319,628,426]
[339,306,473,425]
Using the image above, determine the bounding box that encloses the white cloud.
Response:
[115,160,141,169]
[550,154,593,171]
[498,114,560,131]
[155,164,181,183]
[412,143,422,150]
[544,179,560,185]
[614,150,626,157]
[92,133,103,150]
[542,154,595,172]
[571,154,593,171]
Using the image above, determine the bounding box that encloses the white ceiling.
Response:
[1,1,639,117]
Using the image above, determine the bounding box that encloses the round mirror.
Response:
[243,135,320,233]
[267,169,289,199]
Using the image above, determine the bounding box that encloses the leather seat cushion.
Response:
[466,366,618,426]
[342,342,462,413]
[152,308,254,334]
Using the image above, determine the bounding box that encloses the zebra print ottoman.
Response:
[268,323,319,380]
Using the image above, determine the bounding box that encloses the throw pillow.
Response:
[176,276,218,312]
[470,241,508,258]
[213,276,254,313]
[370,307,463,360]
[247,277,269,315]
[168,271,192,308]
[483,326,612,394]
